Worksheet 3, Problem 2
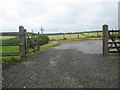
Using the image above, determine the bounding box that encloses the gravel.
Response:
[2,40,119,88]
[0,60,2,90]
[53,40,102,54]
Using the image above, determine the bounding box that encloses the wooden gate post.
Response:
[24,29,28,55]
[19,26,27,60]
[37,32,40,51]
[102,24,109,56]
[118,30,120,49]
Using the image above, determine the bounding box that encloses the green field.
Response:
[48,32,103,40]
[0,40,61,63]
[2,46,19,53]
[48,31,120,41]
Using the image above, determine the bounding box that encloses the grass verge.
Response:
[1,41,61,63]
[40,41,61,51]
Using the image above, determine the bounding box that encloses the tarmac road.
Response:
[2,40,119,88]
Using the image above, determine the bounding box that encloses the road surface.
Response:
[2,40,119,88]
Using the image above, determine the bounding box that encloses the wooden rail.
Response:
[0,43,19,46]
[102,25,120,56]
[0,32,19,36]
[0,26,41,60]
[1,53,20,56]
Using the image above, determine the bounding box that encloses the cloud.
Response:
[0,0,119,33]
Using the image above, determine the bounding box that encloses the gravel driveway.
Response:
[2,40,119,88]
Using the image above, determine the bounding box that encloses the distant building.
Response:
[118,1,120,30]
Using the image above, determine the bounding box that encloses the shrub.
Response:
[63,38,67,40]
[38,34,49,45]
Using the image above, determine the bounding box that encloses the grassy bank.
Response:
[40,41,61,51]
[1,41,61,63]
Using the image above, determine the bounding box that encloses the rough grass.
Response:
[40,41,61,51]
[1,41,61,63]
[1,56,21,63]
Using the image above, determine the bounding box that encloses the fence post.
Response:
[88,32,89,37]
[19,26,27,60]
[112,29,113,35]
[37,32,40,51]
[63,33,65,40]
[102,24,109,56]
[97,31,98,37]
[78,33,79,39]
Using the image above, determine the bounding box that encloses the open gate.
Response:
[103,25,120,56]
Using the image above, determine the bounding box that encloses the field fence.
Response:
[48,31,103,40]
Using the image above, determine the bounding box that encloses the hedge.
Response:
[2,34,49,46]
[37,34,49,45]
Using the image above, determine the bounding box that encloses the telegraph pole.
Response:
[41,27,43,34]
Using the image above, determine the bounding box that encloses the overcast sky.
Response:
[0,0,119,33]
